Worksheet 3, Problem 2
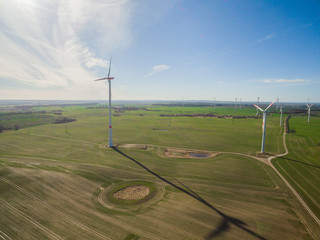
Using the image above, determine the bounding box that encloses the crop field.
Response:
[0,104,318,239]
[272,114,320,236]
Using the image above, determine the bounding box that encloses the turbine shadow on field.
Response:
[112,147,267,240]
[277,156,320,169]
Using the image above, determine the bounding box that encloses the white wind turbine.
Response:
[94,58,114,147]
[254,100,275,153]
[280,106,283,127]
[307,103,313,123]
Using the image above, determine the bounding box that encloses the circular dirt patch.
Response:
[113,185,150,200]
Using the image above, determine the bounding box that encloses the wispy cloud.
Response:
[147,64,170,76]
[251,33,275,46]
[263,78,311,84]
[0,0,134,99]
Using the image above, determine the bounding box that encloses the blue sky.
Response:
[0,0,319,102]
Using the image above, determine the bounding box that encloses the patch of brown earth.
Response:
[113,185,150,200]
[118,144,147,149]
[164,148,217,159]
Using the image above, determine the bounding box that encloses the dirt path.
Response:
[267,133,320,226]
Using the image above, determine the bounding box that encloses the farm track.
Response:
[268,133,320,227]
[0,177,111,240]
[0,197,63,240]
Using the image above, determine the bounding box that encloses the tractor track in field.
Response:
[0,177,111,240]
[0,197,63,240]
[29,133,95,146]
[0,230,12,240]
[268,133,320,227]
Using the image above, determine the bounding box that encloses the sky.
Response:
[0,0,320,102]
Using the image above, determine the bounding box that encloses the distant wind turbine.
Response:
[307,103,313,123]
[94,58,114,147]
[256,97,260,116]
[235,98,237,110]
[280,106,283,127]
[254,100,275,153]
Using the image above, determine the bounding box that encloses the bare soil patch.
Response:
[118,144,147,149]
[113,185,150,200]
[164,148,217,159]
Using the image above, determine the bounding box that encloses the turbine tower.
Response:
[280,106,283,127]
[94,58,114,147]
[307,103,313,123]
[276,97,279,111]
[254,100,275,153]
[235,98,237,110]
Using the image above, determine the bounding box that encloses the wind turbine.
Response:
[276,97,279,111]
[307,103,313,123]
[256,97,260,116]
[235,98,237,110]
[280,106,283,127]
[253,100,275,153]
[94,58,114,147]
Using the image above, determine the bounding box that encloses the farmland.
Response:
[0,103,319,239]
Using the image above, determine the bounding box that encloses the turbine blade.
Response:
[310,104,314,107]
[307,104,310,108]
[107,57,112,78]
[253,104,263,112]
[94,78,108,81]
[265,99,276,111]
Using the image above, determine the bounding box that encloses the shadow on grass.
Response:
[277,156,320,169]
[112,146,267,240]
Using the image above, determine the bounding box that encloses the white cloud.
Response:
[263,78,310,84]
[0,0,133,99]
[251,33,275,45]
[148,64,170,76]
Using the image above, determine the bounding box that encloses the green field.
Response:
[0,105,318,239]
[273,115,320,235]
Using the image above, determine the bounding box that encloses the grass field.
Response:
[272,115,320,237]
[0,105,317,239]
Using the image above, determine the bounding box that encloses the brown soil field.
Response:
[118,144,148,149]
